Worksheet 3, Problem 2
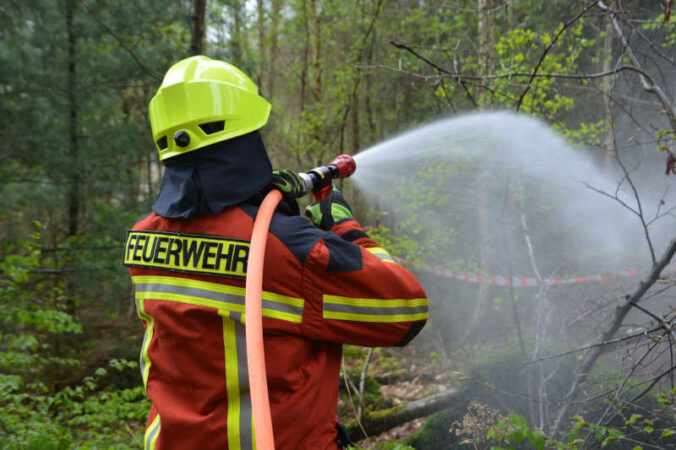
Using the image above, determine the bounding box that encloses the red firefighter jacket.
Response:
[124,202,428,449]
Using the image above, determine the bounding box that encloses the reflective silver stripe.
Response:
[136,297,153,388]
[135,282,303,318]
[262,298,303,318]
[371,252,395,262]
[234,317,253,450]
[135,282,244,305]
[323,303,428,316]
[145,414,161,450]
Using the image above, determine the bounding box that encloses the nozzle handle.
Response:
[298,154,356,197]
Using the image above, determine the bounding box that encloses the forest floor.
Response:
[340,337,458,447]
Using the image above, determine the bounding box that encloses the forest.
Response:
[1,0,676,448]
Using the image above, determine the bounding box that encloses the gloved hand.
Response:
[305,186,354,230]
[269,169,305,199]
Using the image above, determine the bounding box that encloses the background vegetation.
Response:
[1,0,675,448]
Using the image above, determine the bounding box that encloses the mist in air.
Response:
[351,111,674,279]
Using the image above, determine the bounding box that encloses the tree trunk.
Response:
[350,90,360,153]
[601,12,615,162]
[232,0,244,65]
[256,0,266,89]
[309,0,321,101]
[346,389,466,440]
[463,0,495,351]
[267,0,281,100]
[66,0,79,237]
[476,0,493,106]
[190,0,207,55]
[297,0,310,150]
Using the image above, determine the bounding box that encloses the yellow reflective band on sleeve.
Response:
[124,230,250,279]
[366,247,396,264]
[144,414,161,450]
[323,295,428,323]
[132,275,304,324]
[136,297,154,389]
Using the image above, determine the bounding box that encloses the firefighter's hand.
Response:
[305,186,354,230]
[270,169,305,199]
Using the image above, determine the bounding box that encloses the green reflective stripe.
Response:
[144,414,161,450]
[132,276,303,323]
[331,203,353,221]
[222,313,254,450]
[323,295,428,322]
[366,247,395,263]
[135,297,154,388]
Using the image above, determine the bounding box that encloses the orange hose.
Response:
[245,189,282,450]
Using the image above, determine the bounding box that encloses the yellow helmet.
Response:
[149,56,271,161]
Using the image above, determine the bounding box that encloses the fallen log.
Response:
[346,388,466,440]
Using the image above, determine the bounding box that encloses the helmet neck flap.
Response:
[152,131,272,218]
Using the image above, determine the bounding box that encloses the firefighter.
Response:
[124,55,428,450]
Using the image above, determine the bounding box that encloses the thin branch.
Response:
[78,0,161,81]
[389,40,478,108]
[551,237,676,433]
[597,0,676,130]
[630,364,676,402]
[515,1,597,110]
[357,348,374,420]
[524,323,668,365]
[592,332,665,434]
[341,359,368,439]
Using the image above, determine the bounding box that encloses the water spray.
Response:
[245,154,357,449]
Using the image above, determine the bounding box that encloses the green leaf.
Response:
[607,428,625,439]
[595,426,607,440]
[660,429,675,439]
[625,414,642,426]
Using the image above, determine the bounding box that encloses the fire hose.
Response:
[245,155,356,449]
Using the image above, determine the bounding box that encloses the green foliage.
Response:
[0,359,148,449]
[0,229,82,381]
[487,409,676,449]
[487,414,550,450]
[406,407,465,449]
[0,230,147,446]
[1,0,675,446]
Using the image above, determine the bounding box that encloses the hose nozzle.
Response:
[298,154,357,196]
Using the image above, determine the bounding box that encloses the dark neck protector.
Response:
[152,131,272,218]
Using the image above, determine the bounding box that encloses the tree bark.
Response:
[232,0,244,65]
[463,0,495,350]
[600,12,615,162]
[350,90,360,153]
[66,0,79,237]
[267,0,281,100]
[477,0,494,106]
[256,0,266,89]
[309,0,321,101]
[190,0,207,55]
[346,389,465,440]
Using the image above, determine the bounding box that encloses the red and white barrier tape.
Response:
[363,226,673,287]
[394,256,642,287]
